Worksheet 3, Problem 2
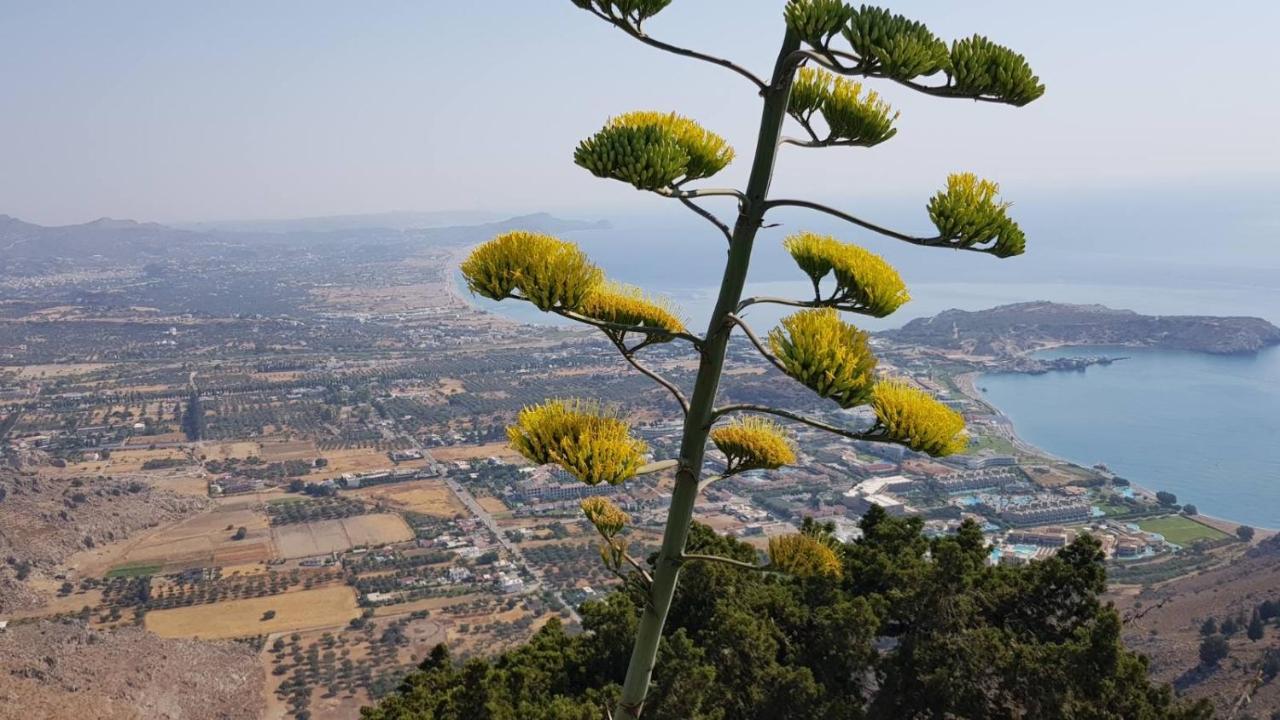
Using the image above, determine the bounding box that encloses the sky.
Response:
[2,1,1279,226]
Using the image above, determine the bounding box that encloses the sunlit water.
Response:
[979,346,1280,529]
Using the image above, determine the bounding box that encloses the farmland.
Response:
[271,514,413,559]
[146,585,360,640]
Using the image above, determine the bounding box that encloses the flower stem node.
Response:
[870,380,968,456]
[575,111,734,191]
[460,231,603,311]
[507,399,648,485]
[768,308,878,408]
[711,417,797,474]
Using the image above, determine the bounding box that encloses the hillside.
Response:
[0,471,209,613]
[0,621,263,720]
[881,301,1280,355]
[1116,535,1280,716]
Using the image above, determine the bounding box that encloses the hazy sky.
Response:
[3,1,1278,226]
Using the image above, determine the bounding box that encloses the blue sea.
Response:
[979,347,1280,530]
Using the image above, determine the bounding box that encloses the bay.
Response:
[979,346,1280,530]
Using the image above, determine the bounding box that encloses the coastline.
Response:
[952,368,1273,534]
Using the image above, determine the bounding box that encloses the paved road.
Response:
[445,477,581,624]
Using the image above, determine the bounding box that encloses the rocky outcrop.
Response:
[881,302,1280,356]
[0,621,265,720]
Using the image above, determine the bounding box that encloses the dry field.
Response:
[3,362,111,379]
[89,506,272,576]
[271,514,413,559]
[146,585,359,640]
[201,441,263,461]
[430,441,522,463]
[260,439,319,462]
[351,479,467,518]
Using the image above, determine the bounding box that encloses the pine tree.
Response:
[457,2,1043,716]
[1249,610,1265,642]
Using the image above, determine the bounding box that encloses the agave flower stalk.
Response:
[465,3,1045,716]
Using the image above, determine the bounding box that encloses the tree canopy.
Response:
[366,512,1211,720]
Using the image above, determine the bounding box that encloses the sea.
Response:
[980,347,1280,530]
[459,185,1280,527]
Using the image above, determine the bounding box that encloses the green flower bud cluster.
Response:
[789,67,899,147]
[575,111,733,191]
[950,35,1045,107]
[783,232,909,317]
[460,231,604,311]
[843,5,950,81]
[508,399,648,485]
[784,0,851,49]
[768,308,878,408]
[927,173,1026,258]
[570,0,672,27]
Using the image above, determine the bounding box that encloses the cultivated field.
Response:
[146,585,359,639]
[271,514,413,559]
[351,479,466,518]
[96,506,272,576]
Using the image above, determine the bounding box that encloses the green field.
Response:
[105,562,163,578]
[1137,516,1231,545]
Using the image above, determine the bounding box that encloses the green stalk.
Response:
[615,29,801,719]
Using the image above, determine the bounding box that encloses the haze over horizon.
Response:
[3,1,1279,228]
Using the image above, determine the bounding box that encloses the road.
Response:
[445,477,581,624]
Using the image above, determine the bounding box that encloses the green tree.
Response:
[366,515,1212,719]
[1200,616,1218,636]
[1237,525,1256,542]
[456,3,1044,716]
[1199,634,1230,667]
[1248,610,1265,641]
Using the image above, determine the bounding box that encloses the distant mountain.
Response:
[880,301,1280,355]
[0,211,609,266]
[173,209,509,234]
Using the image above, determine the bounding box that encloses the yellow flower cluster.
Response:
[581,497,630,539]
[870,380,968,456]
[782,232,909,317]
[507,399,648,485]
[768,534,843,579]
[768,308,878,409]
[710,417,797,473]
[927,173,1026,258]
[460,232,603,312]
[789,68,899,147]
[574,111,733,191]
[579,282,686,340]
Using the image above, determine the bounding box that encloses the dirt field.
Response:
[259,439,319,462]
[87,505,272,577]
[352,479,467,517]
[430,441,521,462]
[271,514,413,559]
[201,441,263,461]
[146,585,359,640]
[3,362,111,379]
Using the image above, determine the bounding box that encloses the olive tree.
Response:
[459,1,1042,716]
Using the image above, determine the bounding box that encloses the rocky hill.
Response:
[0,471,208,613]
[0,621,264,720]
[881,302,1280,355]
[1115,534,1280,717]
